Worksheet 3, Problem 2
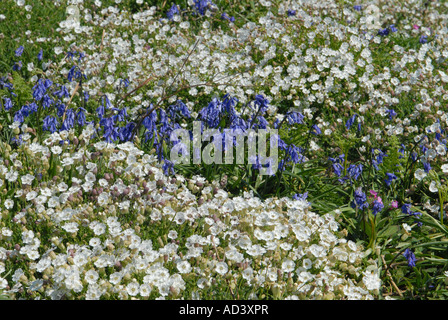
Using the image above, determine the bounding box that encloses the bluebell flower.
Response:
[32,79,47,101]
[166,4,180,20]
[390,24,398,32]
[12,61,22,71]
[162,159,175,176]
[28,102,38,114]
[118,122,136,142]
[53,85,69,99]
[43,115,59,133]
[221,12,235,22]
[384,172,397,186]
[372,198,384,215]
[347,164,363,181]
[3,97,13,111]
[345,114,357,130]
[311,124,321,135]
[401,203,413,215]
[351,188,368,211]
[386,109,397,120]
[15,46,24,57]
[76,107,87,126]
[96,105,105,120]
[193,0,215,16]
[403,248,416,267]
[100,117,119,143]
[353,5,362,11]
[287,9,297,16]
[287,111,304,125]
[37,49,43,61]
[423,161,431,173]
[378,28,390,36]
[42,94,54,109]
[62,108,76,131]
[419,35,428,44]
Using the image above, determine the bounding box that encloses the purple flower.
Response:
[384,172,397,186]
[378,28,390,36]
[351,187,368,211]
[372,198,384,215]
[166,4,180,20]
[15,46,24,57]
[3,97,13,111]
[37,49,43,61]
[287,9,297,16]
[419,35,428,44]
[403,248,416,267]
[42,115,59,133]
[353,5,362,11]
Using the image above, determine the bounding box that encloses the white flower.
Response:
[402,223,412,233]
[4,199,14,209]
[177,260,192,274]
[139,283,152,297]
[0,277,8,290]
[429,181,439,193]
[126,282,140,296]
[362,270,381,291]
[414,168,427,181]
[51,146,63,155]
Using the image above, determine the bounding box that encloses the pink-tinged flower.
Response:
[376,196,383,205]
[369,190,378,198]
[390,200,398,208]
[413,24,419,30]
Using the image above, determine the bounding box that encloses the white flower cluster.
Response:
[0,127,380,300]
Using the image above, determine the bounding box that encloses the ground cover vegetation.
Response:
[0,0,448,300]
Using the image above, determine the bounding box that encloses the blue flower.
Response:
[62,108,76,131]
[162,159,175,176]
[193,0,215,16]
[12,61,22,71]
[351,187,368,211]
[287,111,304,125]
[345,114,357,130]
[419,35,428,44]
[403,248,416,267]
[37,49,43,61]
[221,12,235,22]
[3,97,13,111]
[378,28,390,36]
[372,199,384,215]
[353,5,362,11]
[76,107,87,126]
[423,161,431,173]
[43,115,59,133]
[287,9,297,16]
[390,24,398,32]
[166,4,180,20]
[311,124,321,135]
[384,172,397,186]
[15,46,24,57]
[386,109,397,120]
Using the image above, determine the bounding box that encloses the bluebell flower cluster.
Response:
[351,187,368,211]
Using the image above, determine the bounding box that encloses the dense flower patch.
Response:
[1,0,448,300]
